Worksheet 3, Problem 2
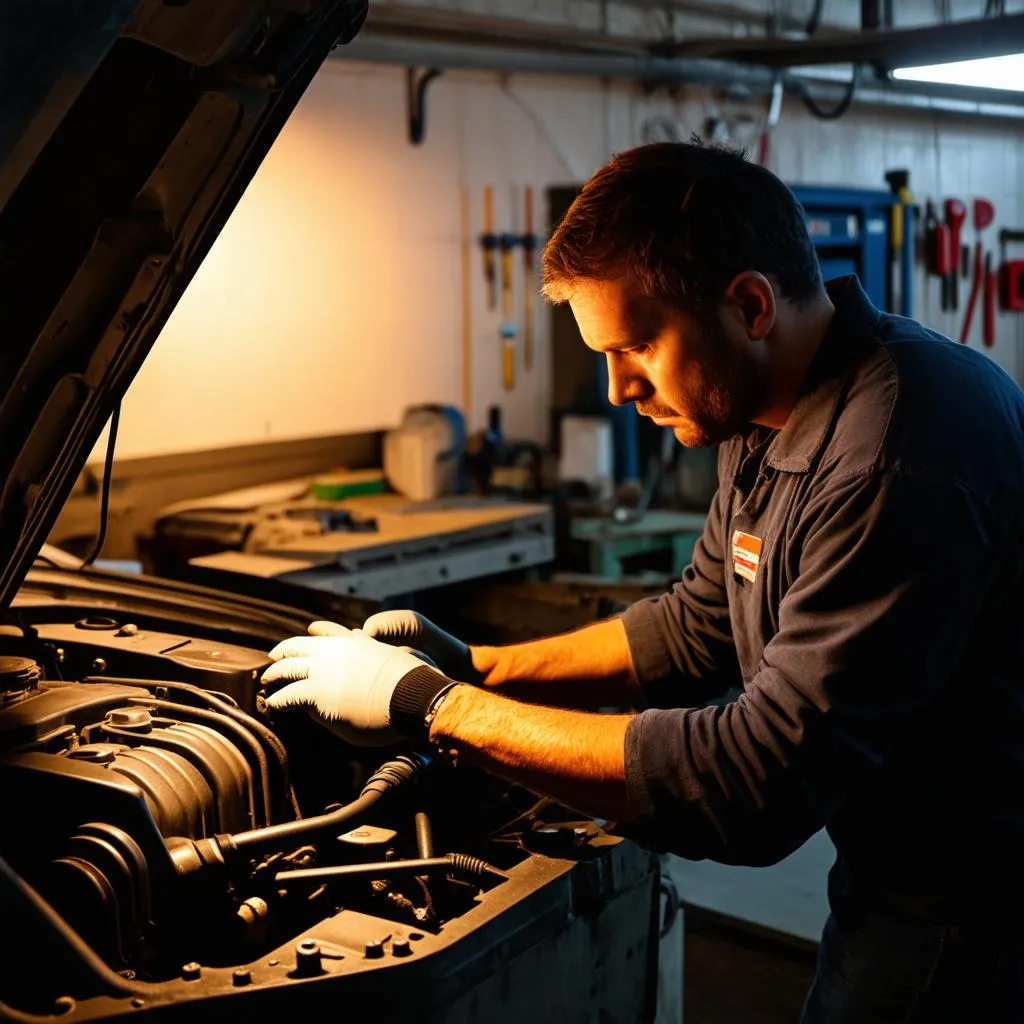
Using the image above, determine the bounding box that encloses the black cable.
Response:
[80,401,121,569]
[805,0,825,35]
[801,64,861,120]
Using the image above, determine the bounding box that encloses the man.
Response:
[264,143,1024,1021]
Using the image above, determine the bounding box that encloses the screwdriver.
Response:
[480,186,497,311]
[499,227,518,390]
[944,198,967,312]
[522,185,538,372]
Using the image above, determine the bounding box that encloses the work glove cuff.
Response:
[389,665,458,741]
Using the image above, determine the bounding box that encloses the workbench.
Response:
[570,510,706,580]
[157,483,555,602]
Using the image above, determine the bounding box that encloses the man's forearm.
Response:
[429,683,637,822]
[469,617,639,709]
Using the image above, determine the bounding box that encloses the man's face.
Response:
[569,276,769,447]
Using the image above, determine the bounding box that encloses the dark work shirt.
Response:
[620,276,1024,898]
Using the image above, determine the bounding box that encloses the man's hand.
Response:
[355,611,481,685]
[262,628,444,746]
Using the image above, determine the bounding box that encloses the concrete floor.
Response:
[667,829,835,945]
[684,910,819,1024]
[666,830,836,1023]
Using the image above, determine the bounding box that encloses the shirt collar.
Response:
[764,276,882,474]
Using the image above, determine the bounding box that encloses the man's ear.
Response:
[722,272,776,341]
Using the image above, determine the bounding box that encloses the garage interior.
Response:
[3,1,1024,1022]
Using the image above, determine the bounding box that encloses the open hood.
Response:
[0,0,368,612]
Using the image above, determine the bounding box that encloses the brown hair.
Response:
[542,141,823,317]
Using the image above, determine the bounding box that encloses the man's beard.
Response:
[637,319,767,448]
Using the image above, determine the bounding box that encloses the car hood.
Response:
[0,0,368,612]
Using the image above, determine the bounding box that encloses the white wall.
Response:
[100,59,1024,461]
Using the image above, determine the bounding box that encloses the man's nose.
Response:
[606,355,647,407]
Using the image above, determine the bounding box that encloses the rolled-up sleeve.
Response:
[622,468,1000,865]
[620,481,741,708]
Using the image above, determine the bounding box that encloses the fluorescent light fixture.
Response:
[892,52,1024,92]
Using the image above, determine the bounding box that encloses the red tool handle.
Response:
[984,252,996,347]
[959,241,984,343]
[944,198,966,251]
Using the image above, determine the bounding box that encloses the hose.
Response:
[805,0,825,35]
[0,856,153,1021]
[800,64,861,121]
[224,754,426,859]
[274,853,506,886]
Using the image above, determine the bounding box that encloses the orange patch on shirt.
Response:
[732,530,762,583]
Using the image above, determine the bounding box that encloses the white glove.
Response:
[357,611,480,684]
[262,628,447,746]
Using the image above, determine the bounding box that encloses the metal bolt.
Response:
[131,998,145,1009]
[91,658,107,673]
[294,939,322,976]
[391,936,411,958]
[268,959,279,967]
[364,940,384,959]
[56,648,65,664]
[116,623,138,637]
[181,962,201,981]
[232,969,252,987]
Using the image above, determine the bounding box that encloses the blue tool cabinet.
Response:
[790,184,912,317]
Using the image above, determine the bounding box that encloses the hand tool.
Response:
[522,185,538,372]
[460,184,473,422]
[499,227,518,390]
[984,251,997,347]
[959,197,994,344]
[998,228,1024,311]
[500,324,516,391]
[884,170,911,315]
[931,209,953,313]
[923,199,938,317]
[944,198,967,312]
[480,185,497,311]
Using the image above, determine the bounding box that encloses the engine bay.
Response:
[0,603,658,1022]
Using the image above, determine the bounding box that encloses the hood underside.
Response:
[0,0,368,612]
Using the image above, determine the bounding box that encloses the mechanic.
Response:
[264,142,1024,1022]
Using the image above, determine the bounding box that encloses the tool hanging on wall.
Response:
[984,251,997,348]
[923,200,938,318]
[999,229,1024,312]
[943,198,967,312]
[522,186,538,373]
[959,197,994,344]
[480,186,497,311]
[927,199,953,314]
[884,169,912,316]
[499,227,518,390]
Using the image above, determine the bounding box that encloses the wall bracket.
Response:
[406,66,443,145]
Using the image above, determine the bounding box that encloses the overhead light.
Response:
[892,52,1024,92]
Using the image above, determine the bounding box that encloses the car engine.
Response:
[0,612,659,1023]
